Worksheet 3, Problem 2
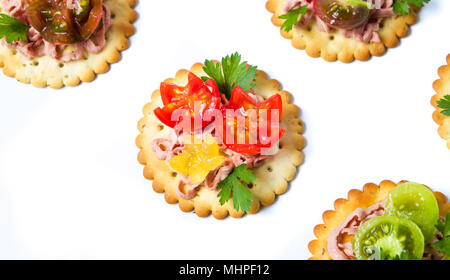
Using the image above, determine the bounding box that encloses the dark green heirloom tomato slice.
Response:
[353,216,424,260]
[27,0,78,44]
[385,182,439,244]
[313,0,371,29]
[74,0,91,22]
[26,0,103,44]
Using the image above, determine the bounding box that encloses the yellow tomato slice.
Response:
[169,136,226,184]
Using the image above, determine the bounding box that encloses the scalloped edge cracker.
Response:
[0,0,137,88]
[308,180,450,260]
[136,63,306,219]
[431,54,450,149]
[266,0,418,63]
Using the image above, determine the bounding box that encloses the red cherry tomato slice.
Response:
[26,0,103,44]
[228,86,258,111]
[154,72,222,131]
[313,0,370,30]
[222,120,285,155]
[228,86,283,124]
[259,94,282,112]
[154,107,178,129]
[218,86,285,156]
[258,94,283,124]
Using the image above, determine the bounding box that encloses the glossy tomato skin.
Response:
[79,0,103,40]
[74,0,91,22]
[154,107,178,128]
[228,86,258,110]
[186,72,204,92]
[313,0,370,30]
[258,94,283,124]
[218,86,285,156]
[259,94,282,112]
[27,0,77,44]
[385,182,439,244]
[159,83,179,105]
[154,72,222,131]
[222,122,285,156]
[26,0,103,44]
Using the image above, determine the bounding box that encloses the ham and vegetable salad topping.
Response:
[151,53,285,212]
[280,0,430,43]
[0,0,112,62]
[153,72,222,131]
[328,182,450,260]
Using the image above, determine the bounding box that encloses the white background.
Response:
[0,0,449,260]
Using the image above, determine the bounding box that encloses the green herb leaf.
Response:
[433,239,450,257]
[436,213,450,236]
[278,6,308,33]
[433,213,450,257]
[203,53,257,99]
[0,13,30,44]
[216,164,255,213]
[393,0,431,15]
[437,95,450,117]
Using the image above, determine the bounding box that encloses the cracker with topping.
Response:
[0,0,137,88]
[266,0,418,63]
[431,54,450,149]
[136,63,306,219]
[308,180,450,260]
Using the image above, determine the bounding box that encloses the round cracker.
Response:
[0,0,137,88]
[266,0,418,63]
[431,54,450,149]
[136,63,306,219]
[308,180,450,260]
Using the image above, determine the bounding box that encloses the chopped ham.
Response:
[0,0,112,62]
[327,201,386,260]
[284,0,316,29]
[204,161,235,191]
[151,138,184,161]
[176,177,202,200]
[284,0,395,43]
[223,148,269,170]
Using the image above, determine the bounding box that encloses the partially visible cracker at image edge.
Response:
[307,180,450,260]
[431,54,450,149]
[0,0,138,89]
[266,0,418,63]
[136,63,306,219]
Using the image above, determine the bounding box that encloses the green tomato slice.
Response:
[385,182,439,244]
[353,216,424,260]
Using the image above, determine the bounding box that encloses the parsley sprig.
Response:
[202,52,257,100]
[393,0,431,16]
[0,13,30,44]
[437,95,450,117]
[217,164,255,213]
[278,6,308,33]
[433,213,450,257]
